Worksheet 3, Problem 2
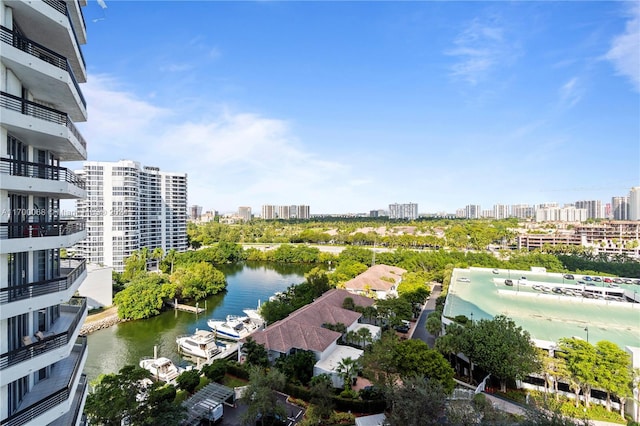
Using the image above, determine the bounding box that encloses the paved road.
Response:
[410,283,441,348]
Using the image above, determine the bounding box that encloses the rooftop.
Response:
[444,267,640,349]
[344,264,407,292]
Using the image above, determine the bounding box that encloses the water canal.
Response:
[83,262,313,382]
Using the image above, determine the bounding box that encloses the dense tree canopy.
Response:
[85,365,185,426]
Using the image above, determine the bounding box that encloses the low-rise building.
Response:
[344,264,406,300]
[241,289,379,387]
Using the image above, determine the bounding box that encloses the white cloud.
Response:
[79,74,357,212]
[445,18,516,85]
[605,3,640,92]
[559,77,583,109]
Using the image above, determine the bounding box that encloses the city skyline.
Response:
[77,1,639,213]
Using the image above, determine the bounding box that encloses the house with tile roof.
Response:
[343,264,407,299]
[240,288,380,387]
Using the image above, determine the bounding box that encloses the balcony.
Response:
[0,259,86,320]
[0,220,86,254]
[46,375,87,426]
[5,0,86,82]
[0,92,87,160]
[0,298,87,382]
[0,157,85,199]
[0,26,86,121]
[0,337,87,426]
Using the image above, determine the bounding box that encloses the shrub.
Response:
[175,370,201,394]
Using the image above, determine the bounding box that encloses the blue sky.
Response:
[76,1,640,215]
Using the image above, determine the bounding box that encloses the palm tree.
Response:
[165,249,177,274]
[356,327,372,348]
[151,247,164,271]
[345,330,357,346]
[336,357,359,390]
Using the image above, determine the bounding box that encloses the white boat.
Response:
[207,315,261,341]
[139,357,183,383]
[176,329,223,359]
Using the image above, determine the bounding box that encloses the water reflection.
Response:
[84,262,313,381]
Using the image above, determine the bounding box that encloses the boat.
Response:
[139,356,184,383]
[207,314,261,341]
[176,329,223,359]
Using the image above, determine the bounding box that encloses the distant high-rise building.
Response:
[297,205,310,219]
[262,205,277,220]
[575,200,603,219]
[612,196,629,220]
[76,160,187,271]
[536,206,587,222]
[389,203,418,220]
[455,208,466,218]
[464,204,481,219]
[278,205,290,220]
[511,204,534,219]
[1,0,90,423]
[190,205,203,221]
[493,204,510,220]
[238,206,252,222]
[261,204,310,220]
[629,187,640,221]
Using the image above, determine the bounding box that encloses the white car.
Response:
[457,277,471,283]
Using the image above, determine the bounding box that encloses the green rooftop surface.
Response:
[444,267,640,349]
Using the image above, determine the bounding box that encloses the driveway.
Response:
[410,283,441,348]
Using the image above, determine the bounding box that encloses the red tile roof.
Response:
[246,289,375,354]
[344,264,406,292]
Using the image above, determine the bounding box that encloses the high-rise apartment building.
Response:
[389,203,418,220]
[575,200,603,219]
[612,196,629,220]
[629,187,640,221]
[189,205,203,221]
[238,206,252,222]
[261,204,310,220]
[262,205,276,220]
[493,204,510,220]
[511,204,534,219]
[75,160,187,272]
[464,204,481,219]
[0,1,89,424]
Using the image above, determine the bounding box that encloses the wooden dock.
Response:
[167,301,205,314]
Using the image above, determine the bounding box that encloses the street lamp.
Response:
[584,326,589,343]
[470,312,474,324]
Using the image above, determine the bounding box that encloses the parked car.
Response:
[552,287,563,294]
[603,277,613,283]
[593,277,602,282]
[613,278,623,284]
[563,274,574,280]
[395,325,410,333]
[492,269,499,274]
[457,277,471,283]
[583,276,592,281]
[504,279,514,286]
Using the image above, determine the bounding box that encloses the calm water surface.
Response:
[83,262,312,381]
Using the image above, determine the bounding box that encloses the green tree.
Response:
[202,359,227,383]
[425,315,442,338]
[242,337,269,368]
[336,356,359,390]
[176,369,201,394]
[274,350,316,385]
[385,375,447,426]
[558,337,597,408]
[467,315,540,392]
[114,273,173,320]
[85,365,185,426]
[170,262,226,300]
[394,339,455,393]
[356,327,373,348]
[309,377,335,420]
[594,340,632,413]
[241,367,287,426]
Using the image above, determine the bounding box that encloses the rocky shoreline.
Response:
[80,312,127,336]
